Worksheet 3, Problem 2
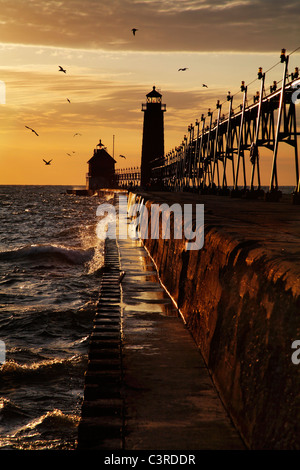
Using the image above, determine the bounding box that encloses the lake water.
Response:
[0,185,109,450]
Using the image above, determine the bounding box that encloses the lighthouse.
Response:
[141,86,166,187]
[86,140,116,190]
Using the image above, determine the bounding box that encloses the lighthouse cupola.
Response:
[146,86,162,105]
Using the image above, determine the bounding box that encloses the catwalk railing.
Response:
[151,49,300,202]
[115,166,141,188]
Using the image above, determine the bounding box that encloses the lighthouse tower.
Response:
[141,86,166,187]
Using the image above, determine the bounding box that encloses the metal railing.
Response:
[150,49,300,202]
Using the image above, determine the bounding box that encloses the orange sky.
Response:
[0,0,299,186]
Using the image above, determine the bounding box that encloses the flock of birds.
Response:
[25,63,83,165]
[25,27,208,166]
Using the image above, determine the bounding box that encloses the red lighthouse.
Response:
[141,86,166,187]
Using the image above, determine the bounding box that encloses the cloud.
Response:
[0,0,299,52]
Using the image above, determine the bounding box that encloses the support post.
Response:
[204,110,213,187]
[211,101,222,188]
[198,115,206,189]
[250,71,265,191]
[192,120,200,189]
[269,54,289,192]
[222,94,233,189]
[234,84,247,191]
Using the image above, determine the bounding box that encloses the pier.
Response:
[77,189,300,450]
[77,194,245,450]
[76,49,300,451]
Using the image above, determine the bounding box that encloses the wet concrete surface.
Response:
[125,191,300,450]
[77,190,299,450]
[119,234,245,450]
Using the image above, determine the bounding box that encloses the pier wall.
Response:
[127,191,300,450]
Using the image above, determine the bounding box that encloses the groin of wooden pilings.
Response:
[127,190,300,450]
[77,236,124,450]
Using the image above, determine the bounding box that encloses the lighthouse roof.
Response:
[87,147,116,164]
[146,86,161,98]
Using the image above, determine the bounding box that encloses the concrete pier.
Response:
[131,191,300,450]
[77,194,245,450]
[77,190,300,450]
[119,233,245,450]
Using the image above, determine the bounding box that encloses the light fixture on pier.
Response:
[241,81,246,92]
[258,67,263,79]
[227,91,231,101]
[280,48,287,63]
[216,99,221,109]
[201,113,205,121]
[208,108,212,116]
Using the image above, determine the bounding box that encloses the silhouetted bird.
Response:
[67,98,71,103]
[119,154,126,159]
[59,66,66,73]
[178,68,188,71]
[73,133,81,137]
[25,126,39,136]
[66,153,71,156]
[202,84,208,88]
[43,159,52,165]
[131,28,138,36]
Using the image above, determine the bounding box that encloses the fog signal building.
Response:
[86,140,116,190]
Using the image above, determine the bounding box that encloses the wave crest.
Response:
[0,355,86,379]
[0,244,94,265]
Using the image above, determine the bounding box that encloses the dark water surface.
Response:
[0,185,108,449]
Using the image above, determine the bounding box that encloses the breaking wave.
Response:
[0,244,94,265]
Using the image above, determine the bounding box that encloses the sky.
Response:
[0,0,299,186]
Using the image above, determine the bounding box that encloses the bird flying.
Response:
[119,154,126,159]
[178,68,188,71]
[66,153,71,156]
[73,133,81,137]
[43,159,52,165]
[131,28,138,36]
[67,98,71,103]
[202,84,208,88]
[59,66,66,73]
[25,126,39,136]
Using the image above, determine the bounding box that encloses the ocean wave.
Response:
[13,409,80,435]
[0,397,30,421]
[54,225,81,239]
[1,409,80,450]
[0,355,87,381]
[0,244,94,265]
